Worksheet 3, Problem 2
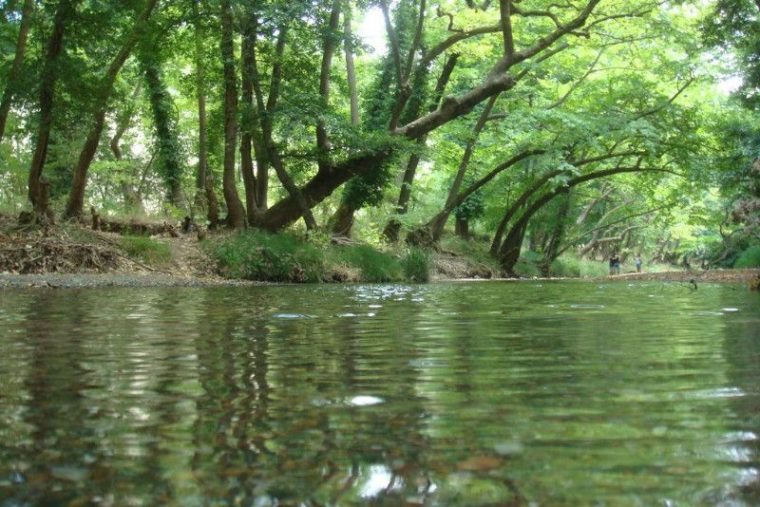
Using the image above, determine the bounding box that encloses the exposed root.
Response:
[0,237,119,274]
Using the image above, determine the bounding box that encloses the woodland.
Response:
[0,0,759,277]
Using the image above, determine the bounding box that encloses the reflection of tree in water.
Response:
[721,306,760,504]
[317,294,432,504]
[7,292,103,504]
[188,287,436,504]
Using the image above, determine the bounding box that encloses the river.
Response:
[0,281,758,505]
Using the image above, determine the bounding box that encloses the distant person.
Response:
[609,253,621,275]
[635,255,642,273]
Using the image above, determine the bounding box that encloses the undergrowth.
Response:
[402,247,431,282]
[119,236,172,264]
[332,244,403,282]
[212,230,432,283]
[213,231,324,282]
[734,245,760,268]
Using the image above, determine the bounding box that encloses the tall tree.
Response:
[220,0,246,228]
[139,42,185,208]
[28,0,77,218]
[192,0,219,227]
[64,0,159,219]
[0,0,33,143]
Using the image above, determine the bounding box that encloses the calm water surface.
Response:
[0,281,758,506]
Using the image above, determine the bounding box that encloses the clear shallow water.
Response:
[0,281,758,506]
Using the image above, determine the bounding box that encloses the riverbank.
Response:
[2,268,758,289]
[1,216,758,288]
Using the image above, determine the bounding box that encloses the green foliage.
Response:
[513,250,543,278]
[119,236,171,264]
[211,231,430,283]
[402,247,431,282]
[734,246,760,268]
[454,191,485,221]
[334,244,404,282]
[212,231,325,283]
[550,256,610,278]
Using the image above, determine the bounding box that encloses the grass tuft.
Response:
[334,244,404,282]
[119,236,172,264]
[402,247,431,282]
[212,230,324,282]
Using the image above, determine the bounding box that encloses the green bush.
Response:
[734,246,760,268]
[402,247,431,282]
[550,257,581,277]
[336,244,403,282]
[119,236,172,264]
[551,256,609,278]
[213,231,324,282]
[513,250,542,277]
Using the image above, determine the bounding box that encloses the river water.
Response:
[0,281,758,506]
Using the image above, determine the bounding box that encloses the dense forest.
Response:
[0,0,758,276]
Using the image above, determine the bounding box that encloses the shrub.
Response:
[402,247,431,282]
[336,244,403,282]
[734,246,760,268]
[119,236,172,264]
[213,231,324,282]
[550,257,581,277]
[513,250,542,277]
[551,256,609,278]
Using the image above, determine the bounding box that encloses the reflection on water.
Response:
[0,282,758,506]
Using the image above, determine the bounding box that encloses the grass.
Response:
[550,256,610,278]
[734,245,760,268]
[119,236,172,264]
[212,230,324,282]
[332,244,404,282]
[211,230,434,283]
[402,247,431,282]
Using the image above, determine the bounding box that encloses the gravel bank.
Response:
[0,273,260,289]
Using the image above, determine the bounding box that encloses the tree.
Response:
[28,0,77,220]
[219,0,246,228]
[0,0,33,143]
[63,0,159,219]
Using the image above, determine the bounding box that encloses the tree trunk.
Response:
[540,192,571,276]
[344,4,360,126]
[28,0,74,215]
[384,54,459,242]
[455,216,469,238]
[220,0,246,229]
[382,152,421,242]
[140,46,185,208]
[430,93,498,240]
[254,29,286,213]
[248,19,316,230]
[111,84,144,213]
[240,23,258,222]
[64,0,158,219]
[316,0,341,172]
[259,151,387,231]
[0,0,32,143]
[192,0,218,227]
[499,222,526,274]
[330,200,356,237]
